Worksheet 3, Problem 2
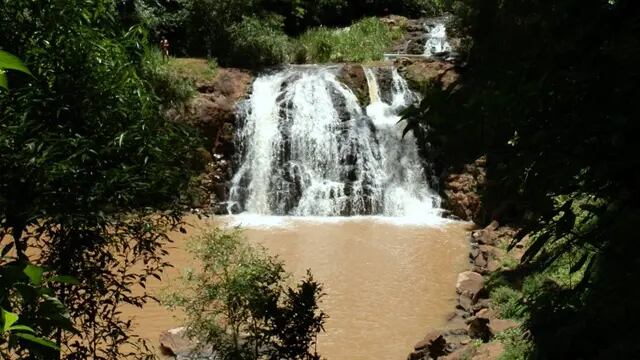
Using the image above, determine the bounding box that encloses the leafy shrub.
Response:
[228,16,294,68]
[495,327,534,360]
[491,286,526,320]
[0,1,201,357]
[295,17,403,63]
[141,48,195,108]
[163,228,326,360]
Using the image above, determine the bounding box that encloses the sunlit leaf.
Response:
[8,324,35,333]
[1,308,19,332]
[23,264,45,286]
[0,50,32,75]
[0,70,7,89]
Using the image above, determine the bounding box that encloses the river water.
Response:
[126,215,469,359]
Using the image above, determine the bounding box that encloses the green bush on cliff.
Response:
[228,16,294,68]
[296,17,402,63]
[141,48,195,108]
[163,228,327,360]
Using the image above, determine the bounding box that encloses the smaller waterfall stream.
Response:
[424,22,452,57]
[229,66,441,221]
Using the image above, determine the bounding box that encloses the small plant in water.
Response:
[163,228,326,360]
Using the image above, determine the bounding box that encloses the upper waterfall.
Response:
[424,22,452,57]
[228,65,441,219]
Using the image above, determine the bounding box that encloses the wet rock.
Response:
[473,244,508,274]
[456,271,485,303]
[396,59,458,91]
[467,309,519,340]
[376,67,395,104]
[337,64,369,106]
[467,316,492,341]
[457,294,473,313]
[439,156,486,222]
[410,330,449,360]
[415,330,447,353]
[159,327,215,359]
[472,298,492,313]
[472,229,495,246]
[159,327,191,357]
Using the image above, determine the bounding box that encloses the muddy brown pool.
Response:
[124,215,470,359]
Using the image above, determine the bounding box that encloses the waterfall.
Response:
[424,22,452,57]
[363,68,381,104]
[228,66,441,219]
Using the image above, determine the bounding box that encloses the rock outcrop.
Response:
[337,64,369,106]
[409,221,524,360]
[396,58,459,91]
[159,327,216,360]
[440,156,487,223]
[176,68,253,212]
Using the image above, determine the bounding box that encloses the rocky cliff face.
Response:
[441,157,487,223]
[176,68,253,212]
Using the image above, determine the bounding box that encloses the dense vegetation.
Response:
[0,0,200,357]
[296,17,402,63]
[134,0,447,67]
[6,0,635,358]
[163,229,326,360]
[403,0,640,358]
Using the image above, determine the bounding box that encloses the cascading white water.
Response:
[424,23,452,57]
[228,66,441,219]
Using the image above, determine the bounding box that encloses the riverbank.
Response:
[407,221,528,360]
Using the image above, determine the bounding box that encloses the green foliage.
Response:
[402,0,640,357]
[0,0,200,358]
[141,48,195,108]
[134,0,440,65]
[0,50,32,90]
[166,57,219,84]
[296,17,402,63]
[491,286,525,320]
[163,228,326,360]
[228,16,294,68]
[0,260,77,358]
[495,328,533,360]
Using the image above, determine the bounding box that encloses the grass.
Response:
[142,49,196,107]
[165,57,219,83]
[491,286,526,320]
[495,328,534,360]
[295,17,404,63]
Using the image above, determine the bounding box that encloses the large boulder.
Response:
[159,327,216,359]
[409,328,471,360]
[396,58,458,91]
[456,271,485,303]
[466,309,520,341]
[411,330,448,359]
[337,64,369,106]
